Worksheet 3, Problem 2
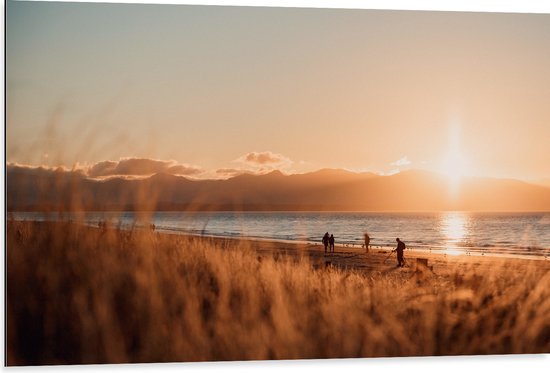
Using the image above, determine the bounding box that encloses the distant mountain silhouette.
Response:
[6,166,550,211]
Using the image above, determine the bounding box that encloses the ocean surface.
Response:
[10,211,550,259]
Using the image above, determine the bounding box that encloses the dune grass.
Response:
[6,220,550,365]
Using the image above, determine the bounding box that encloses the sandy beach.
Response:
[183,231,550,278]
[6,220,550,365]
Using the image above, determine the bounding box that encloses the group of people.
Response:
[322,232,335,253]
[323,231,407,267]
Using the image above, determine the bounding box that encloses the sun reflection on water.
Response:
[440,212,469,255]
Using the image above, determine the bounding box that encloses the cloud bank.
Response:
[7,151,295,181]
[7,162,85,177]
[87,158,203,177]
[7,158,204,179]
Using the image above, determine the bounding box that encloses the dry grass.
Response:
[6,220,550,365]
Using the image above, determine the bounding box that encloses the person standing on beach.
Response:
[394,238,406,267]
[329,234,335,253]
[323,232,330,253]
[364,232,370,253]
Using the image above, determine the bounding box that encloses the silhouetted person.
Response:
[322,232,330,253]
[393,238,406,267]
[364,233,370,253]
[329,234,335,253]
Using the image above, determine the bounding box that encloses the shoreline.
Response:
[6,220,550,289]
[162,230,550,262]
[8,220,550,292]
[143,226,550,276]
[7,218,550,264]
[8,211,550,260]
[134,222,549,263]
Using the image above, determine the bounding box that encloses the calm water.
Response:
[11,211,550,258]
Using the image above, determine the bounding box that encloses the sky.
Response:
[6,0,550,181]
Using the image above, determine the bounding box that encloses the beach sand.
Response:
[6,220,550,364]
[195,232,549,279]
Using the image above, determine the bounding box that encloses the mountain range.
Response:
[6,167,550,212]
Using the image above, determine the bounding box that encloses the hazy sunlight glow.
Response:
[439,119,470,196]
[441,149,468,183]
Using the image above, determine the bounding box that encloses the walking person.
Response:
[393,238,406,267]
[329,234,335,253]
[322,232,330,254]
[364,232,370,253]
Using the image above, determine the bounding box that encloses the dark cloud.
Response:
[87,158,203,177]
[87,161,118,177]
[7,162,85,177]
[7,158,203,179]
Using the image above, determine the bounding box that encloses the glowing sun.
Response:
[440,148,469,186]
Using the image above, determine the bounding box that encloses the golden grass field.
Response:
[6,220,550,365]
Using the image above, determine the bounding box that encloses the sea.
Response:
[10,211,550,259]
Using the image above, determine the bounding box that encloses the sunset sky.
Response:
[6,1,550,182]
